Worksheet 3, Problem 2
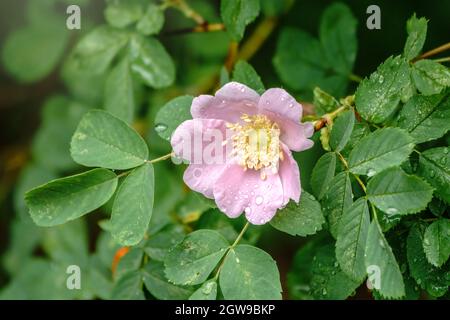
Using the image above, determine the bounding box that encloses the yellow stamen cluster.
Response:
[227,114,283,179]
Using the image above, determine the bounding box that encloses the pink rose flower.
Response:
[171,82,314,225]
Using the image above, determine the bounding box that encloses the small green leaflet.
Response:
[111,271,145,300]
[155,95,193,141]
[313,87,340,115]
[104,0,144,28]
[189,280,217,300]
[232,60,265,94]
[322,171,353,238]
[219,245,282,299]
[111,163,155,246]
[336,198,370,282]
[114,248,143,281]
[355,55,411,123]
[270,190,324,236]
[25,168,118,226]
[142,260,194,300]
[164,230,229,286]
[403,14,428,61]
[136,3,165,36]
[71,110,149,170]
[412,59,450,96]
[423,219,450,267]
[397,91,450,143]
[348,127,414,176]
[416,146,450,204]
[128,34,175,89]
[310,152,336,200]
[367,167,433,216]
[143,225,185,262]
[365,220,405,299]
[220,0,260,41]
[330,110,355,152]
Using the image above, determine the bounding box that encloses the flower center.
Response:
[227,114,283,179]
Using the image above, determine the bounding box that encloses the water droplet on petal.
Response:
[288,103,294,108]
[245,207,251,214]
[255,196,263,205]
[193,168,202,178]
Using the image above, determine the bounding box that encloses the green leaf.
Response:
[412,59,450,95]
[313,87,339,115]
[355,55,411,123]
[403,14,428,60]
[330,110,355,152]
[348,127,414,176]
[220,0,260,41]
[142,260,194,300]
[310,244,361,299]
[128,34,175,88]
[417,146,450,204]
[143,225,185,261]
[319,3,357,75]
[164,230,229,286]
[232,60,265,94]
[407,224,449,297]
[70,26,129,74]
[2,23,68,83]
[260,0,288,17]
[71,110,149,169]
[115,248,143,280]
[154,95,193,141]
[136,3,165,36]
[219,244,282,299]
[397,91,450,143]
[189,280,217,300]
[310,152,336,200]
[365,220,405,299]
[367,167,433,216]
[25,168,118,226]
[322,171,353,238]
[423,219,450,267]
[111,271,145,300]
[104,58,135,124]
[270,191,324,236]
[111,163,154,246]
[105,0,144,28]
[336,198,370,282]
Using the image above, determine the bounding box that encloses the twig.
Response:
[414,41,450,61]
[163,23,225,36]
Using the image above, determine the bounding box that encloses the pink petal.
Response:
[183,164,227,199]
[258,88,303,123]
[279,143,301,205]
[191,82,260,123]
[276,117,314,152]
[213,165,284,225]
[170,118,228,164]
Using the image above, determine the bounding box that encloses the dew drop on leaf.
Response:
[154,123,168,133]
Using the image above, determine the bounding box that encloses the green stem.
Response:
[146,152,174,164]
[432,56,450,63]
[213,222,250,281]
[337,151,367,194]
[166,0,205,25]
[349,73,363,83]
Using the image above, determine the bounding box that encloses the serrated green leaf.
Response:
[143,225,185,261]
[403,14,428,60]
[104,58,135,124]
[310,244,360,299]
[367,167,433,215]
[111,163,154,246]
[412,59,450,95]
[232,60,265,94]
[111,270,145,300]
[70,26,129,74]
[142,260,194,300]
[336,198,370,282]
[128,34,175,88]
[136,3,165,35]
[220,0,260,41]
[313,87,339,115]
[154,95,193,141]
[365,220,405,299]
[407,224,449,297]
[322,171,353,238]
[417,146,450,204]
[397,91,450,143]
[270,190,324,236]
[330,110,355,152]
[355,55,411,123]
[219,244,282,299]
[104,0,144,28]
[310,152,336,200]
[423,219,450,267]
[348,128,414,176]
[319,3,357,75]
[71,110,148,169]
[164,230,229,286]
[25,168,118,226]
[189,280,217,300]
